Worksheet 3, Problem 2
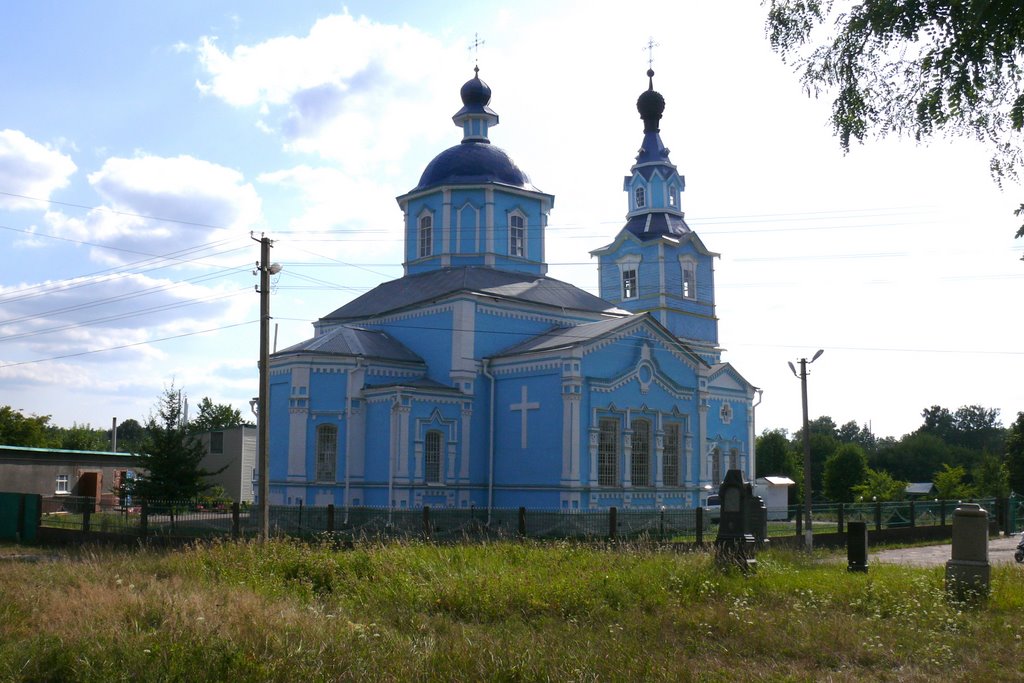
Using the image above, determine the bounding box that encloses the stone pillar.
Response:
[945,503,990,601]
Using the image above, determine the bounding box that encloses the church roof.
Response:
[621,212,691,239]
[491,316,641,356]
[412,141,537,193]
[322,266,624,322]
[274,324,423,363]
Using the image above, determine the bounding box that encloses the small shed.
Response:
[754,476,795,520]
[905,482,937,499]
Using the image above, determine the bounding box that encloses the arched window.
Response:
[634,186,646,209]
[729,448,739,472]
[424,430,442,484]
[663,423,680,487]
[668,185,678,208]
[631,419,651,486]
[598,418,618,486]
[711,446,722,484]
[681,258,696,300]
[418,215,433,258]
[316,424,337,482]
[509,213,525,257]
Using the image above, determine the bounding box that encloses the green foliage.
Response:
[823,443,868,503]
[919,405,1004,454]
[851,468,907,502]
[187,397,251,435]
[972,453,1010,498]
[791,415,839,499]
[51,422,108,451]
[127,386,224,502]
[1006,412,1024,495]
[837,420,876,453]
[111,418,146,453]
[933,464,975,500]
[0,406,53,447]
[757,429,802,504]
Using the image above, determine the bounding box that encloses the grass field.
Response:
[1,539,1022,681]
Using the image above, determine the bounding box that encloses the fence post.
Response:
[518,507,527,537]
[838,503,845,535]
[874,501,882,532]
[795,507,802,537]
[659,507,665,542]
[232,502,240,539]
[695,506,704,545]
[298,500,303,534]
[140,502,148,539]
[940,500,946,526]
[423,506,431,541]
[82,502,92,534]
[327,504,335,533]
[609,506,617,542]
[909,500,916,527]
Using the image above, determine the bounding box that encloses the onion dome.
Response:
[636,69,665,133]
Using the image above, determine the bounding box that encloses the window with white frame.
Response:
[711,446,722,484]
[668,185,678,208]
[316,424,337,482]
[55,474,69,494]
[622,268,638,299]
[631,418,651,486]
[425,430,442,484]
[509,213,525,257]
[598,418,619,486]
[663,423,680,486]
[681,258,696,299]
[418,214,433,258]
[634,186,646,209]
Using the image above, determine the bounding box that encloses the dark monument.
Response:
[714,469,759,572]
[847,520,868,572]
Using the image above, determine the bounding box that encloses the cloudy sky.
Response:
[1,1,1021,439]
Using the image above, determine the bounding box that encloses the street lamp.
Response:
[788,349,823,552]
[253,232,281,543]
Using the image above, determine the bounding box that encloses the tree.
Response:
[933,464,974,500]
[792,415,839,498]
[187,397,251,435]
[0,406,53,447]
[1007,412,1024,495]
[54,423,107,451]
[126,387,223,504]
[823,443,868,503]
[852,468,907,502]
[972,453,1010,498]
[837,420,876,453]
[766,1,1024,242]
[111,418,146,453]
[756,429,802,504]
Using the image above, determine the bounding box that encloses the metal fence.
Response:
[32,494,1016,545]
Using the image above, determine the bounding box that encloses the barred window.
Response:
[510,214,525,257]
[711,446,722,484]
[631,419,651,486]
[598,418,619,486]
[663,423,680,486]
[622,268,637,299]
[419,215,433,258]
[682,259,696,299]
[634,186,646,209]
[316,424,337,482]
[425,430,442,484]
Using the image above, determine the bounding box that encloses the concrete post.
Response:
[945,502,990,601]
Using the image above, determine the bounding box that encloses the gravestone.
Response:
[847,520,868,572]
[715,469,757,573]
[944,503,990,601]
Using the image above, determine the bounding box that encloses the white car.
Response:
[704,494,721,522]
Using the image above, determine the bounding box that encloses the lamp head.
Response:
[268,263,283,275]
[811,349,824,362]
[787,361,797,377]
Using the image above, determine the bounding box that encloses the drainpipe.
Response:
[751,388,763,481]
[482,359,495,525]
[388,389,400,527]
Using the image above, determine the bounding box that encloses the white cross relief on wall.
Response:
[510,384,540,449]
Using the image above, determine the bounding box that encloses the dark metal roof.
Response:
[273,325,423,363]
[491,316,641,357]
[622,211,690,239]
[322,267,623,322]
[413,142,536,193]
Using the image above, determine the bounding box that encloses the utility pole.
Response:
[789,349,823,552]
[254,233,281,542]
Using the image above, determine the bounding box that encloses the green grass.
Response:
[1,540,1022,681]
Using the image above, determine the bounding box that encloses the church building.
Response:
[266,67,758,510]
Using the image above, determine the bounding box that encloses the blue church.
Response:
[267,67,758,510]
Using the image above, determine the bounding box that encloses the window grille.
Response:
[622,268,637,299]
[316,424,337,482]
[510,214,525,257]
[682,261,696,299]
[663,423,680,486]
[631,419,650,486]
[634,186,646,209]
[598,418,618,486]
[419,215,433,258]
[425,430,442,483]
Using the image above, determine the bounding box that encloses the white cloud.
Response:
[0,129,77,210]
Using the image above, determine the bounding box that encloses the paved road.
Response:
[872,534,1023,567]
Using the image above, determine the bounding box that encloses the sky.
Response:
[1,1,1021,440]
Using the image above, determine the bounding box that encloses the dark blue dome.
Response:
[414,141,533,191]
